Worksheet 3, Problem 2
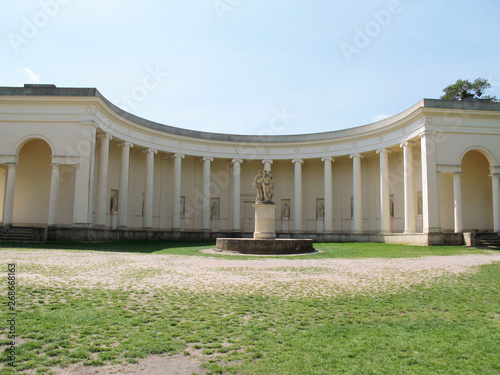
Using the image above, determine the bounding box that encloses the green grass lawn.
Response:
[0,240,492,258]
[0,242,498,374]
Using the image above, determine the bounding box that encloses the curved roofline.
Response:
[1,84,500,144]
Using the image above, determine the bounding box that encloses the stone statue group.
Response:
[253,170,274,204]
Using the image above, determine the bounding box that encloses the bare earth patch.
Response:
[2,249,499,375]
[51,353,206,375]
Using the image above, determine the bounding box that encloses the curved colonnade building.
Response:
[0,85,499,245]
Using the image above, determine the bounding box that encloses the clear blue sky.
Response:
[1,0,499,135]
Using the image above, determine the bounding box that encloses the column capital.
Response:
[144,148,158,154]
[490,166,500,177]
[231,158,243,165]
[203,156,214,162]
[490,173,500,180]
[349,153,363,159]
[174,153,185,159]
[80,120,98,129]
[6,162,18,167]
[119,141,134,149]
[376,148,392,154]
[400,141,415,148]
[50,163,61,169]
[97,133,112,141]
[419,131,437,139]
[262,159,273,164]
[321,156,334,162]
[292,159,304,164]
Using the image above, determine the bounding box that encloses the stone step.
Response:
[0,227,35,241]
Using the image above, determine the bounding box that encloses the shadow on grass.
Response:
[0,240,216,254]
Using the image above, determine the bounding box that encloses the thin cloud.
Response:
[18,68,40,84]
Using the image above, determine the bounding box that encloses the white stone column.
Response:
[73,122,97,227]
[143,148,157,229]
[2,163,17,227]
[117,142,133,229]
[420,132,441,233]
[401,142,416,233]
[292,159,303,233]
[47,164,61,227]
[377,148,391,233]
[262,159,273,172]
[172,153,185,231]
[322,157,334,233]
[95,133,112,227]
[202,157,213,232]
[452,172,463,233]
[491,172,500,233]
[231,159,243,232]
[350,154,363,234]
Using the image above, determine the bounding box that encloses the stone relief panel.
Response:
[180,196,186,218]
[417,191,423,215]
[316,199,325,220]
[110,189,118,213]
[211,198,220,219]
[281,199,291,219]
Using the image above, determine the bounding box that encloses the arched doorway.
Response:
[461,150,493,231]
[13,139,52,226]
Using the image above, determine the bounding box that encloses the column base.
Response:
[117,225,128,230]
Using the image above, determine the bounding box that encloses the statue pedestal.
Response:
[253,203,276,239]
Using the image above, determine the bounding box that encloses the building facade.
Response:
[1,85,499,244]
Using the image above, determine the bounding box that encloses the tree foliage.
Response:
[440,77,498,102]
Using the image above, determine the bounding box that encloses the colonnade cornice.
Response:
[3,94,499,164]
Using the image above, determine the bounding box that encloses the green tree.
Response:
[440,77,498,102]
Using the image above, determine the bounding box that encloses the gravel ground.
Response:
[3,249,500,298]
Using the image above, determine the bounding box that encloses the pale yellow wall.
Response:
[0,167,6,221]
[128,150,146,228]
[56,165,75,226]
[209,159,231,230]
[13,139,51,226]
[181,157,198,231]
[387,150,405,233]
[462,150,493,231]
[303,159,323,232]
[439,174,454,232]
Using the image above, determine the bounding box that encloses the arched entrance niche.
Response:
[461,149,493,231]
[13,138,53,226]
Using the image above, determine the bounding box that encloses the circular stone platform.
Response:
[215,238,314,255]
